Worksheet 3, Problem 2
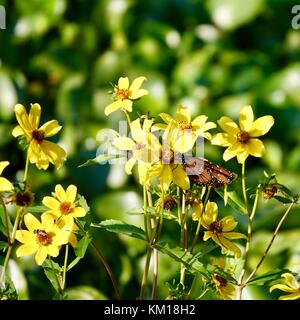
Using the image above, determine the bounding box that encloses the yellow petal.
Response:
[16,243,38,257]
[173,131,197,153]
[137,162,150,185]
[270,284,297,293]
[41,215,55,233]
[191,115,208,128]
[236,150,249,164]
[12,125,25,138]
[47,244,59,257]
[224,232,247,240]
[246,138,264,157]
[39,120,62,138]
[160,165,173,191]
[66,185,77,203]
[172,164,190,190]
[203,231,213,241]
[104,100,123,115]
[211,133,236,147]
[42,196,60,210]
[39,140,66,169]
[0,177,13,192]
[15,230,36,244]
[223,144,243,162]
[142,118,153,132]
[198,121,217,132]
[54,229,70,245]
[113,137,135,150]
[175,105,191,123]
[282,273,299,289]
[249,115,274,137]
[220,216,238,232]
[24,213,41,232]
[14,104,32,132]
[159,113,173,124]
[28,103,41,129]
[35,247,48,265]
[130,118,142,142]
[152,123,167,131]
[129,76,146,94]
[202,201,218,227]
[218,116,240,135]
[123,99,133,112]
[239,105,254,132]
[125,157,136,175]
[279,292,300,300]
[55,184,67,202]
[130,89,148,100]
[118,77,129,89]
[73,207,86,218]
[218,235,242,258]
[68,232,78,247]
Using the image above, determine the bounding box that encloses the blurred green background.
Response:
[0,0,300,300]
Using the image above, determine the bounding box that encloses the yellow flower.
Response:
[211,105,274,164]
[15,213,69,265]
[12,103,67,170]
[104,76,148,116]
[154,105,216,140]
[201,201,246,258]
[212,274,236,300]
[146,120,195,190]
[270,273,300,300]
[113,118,160,185]
[42,184,86,227]
[0,161,13,192]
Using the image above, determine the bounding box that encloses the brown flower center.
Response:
[15,191,35,207]
[116,88,131,100]
[32,129,45,143]
[34,229,52,246]
[237,130,250,144]
[262,185,278,199]
[161,149,174,164]
[178,121,192,130]
[59,202,73,215]
[210,221,223,234]
[214,275,227,288]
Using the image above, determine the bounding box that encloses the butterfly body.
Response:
[182,155,236,188]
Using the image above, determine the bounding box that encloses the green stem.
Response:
[49,258,63,295]
[143,186,149,243]
[23,152,30,182]
[0,196,11,245]
[139,245,152,300]
[241,162,249,214]
[75,222,122,300]
[243,202,295,286]
[62,244,69,292]
[124,111,131,129]
[180,191,186,285]
[0,207,22,286]
[238,186,260,298]
[190,187,211,254]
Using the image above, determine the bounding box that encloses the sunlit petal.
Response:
[249,116,274,137]
[239,105,254,131]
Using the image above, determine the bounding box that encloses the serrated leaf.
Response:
[42,259,62,292]
[0,274,18,300]
[126,207,177,221]
[78,154,125,168]
[216,189,247,215]
[67,234,92,271]
[77,195,90,213]
[91,220,145,240]
[247,269,290,286]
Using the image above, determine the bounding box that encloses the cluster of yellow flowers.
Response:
[1,104,86,267]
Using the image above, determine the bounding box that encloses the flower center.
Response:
[262,185,278,199]
[32,129,45,143]
[179,121,192,130]
[15,191,35,207]
[134,142,146,151]
[59,202,73,215]
[209,221,223,234]
[116,88,131,101]
[34,229,52,246]
[237,130,250,144]
[214,274,227,288]
[161,149,174,164]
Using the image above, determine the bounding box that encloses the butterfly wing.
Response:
[182,155,236,188]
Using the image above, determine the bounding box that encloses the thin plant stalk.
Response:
[62,244,69,292]
[0,196,11,245]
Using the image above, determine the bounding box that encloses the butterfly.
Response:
[182,155,236,188]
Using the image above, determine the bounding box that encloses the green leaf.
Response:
[0,206,13,237]
[0,275,18,300]
[155,241,237,284]
[215,189,247,214]
[0,241,8,251]
[273,195,294,204]
[77,194,90,213]
[126,207,178,221]
[247,269,289,286]
[67,234,92,271]
[42,259,62,292]
[24,206,48,213]
[91,220,146,240]
[78,154,125,168]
